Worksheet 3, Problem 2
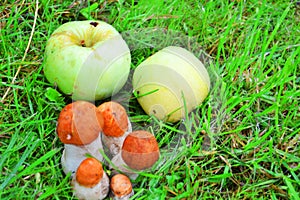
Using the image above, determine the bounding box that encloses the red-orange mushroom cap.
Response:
[76,158,104,188]
[121,130,160,170]
[110,174,132,197]
[97,101,128,137]
[57,101,104,145]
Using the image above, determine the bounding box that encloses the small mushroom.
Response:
[72,158,109,200]
[97,101,132,158]
[110,130,160,180]
[110,174,134,200]
[57,101,104,176]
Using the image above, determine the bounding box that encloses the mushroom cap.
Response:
[76,158,104,187]
[121,130,160,170]
[57,101,104,145]
[97,101,128,137]
[110,174,132,197]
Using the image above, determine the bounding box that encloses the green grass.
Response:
[1,0,299,199]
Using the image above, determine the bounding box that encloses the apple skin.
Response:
[43,20,131,101]
[132,46,210,123]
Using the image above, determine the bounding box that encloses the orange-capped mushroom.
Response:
[57,101,104,145]
[121,131,159,170]
[110,130,160,180]
[57,101,105,176]
[76,158,104,187]
[98,101,132,158]
[110,174,133,199]
[72,158,109,200]
[97,101,128,137]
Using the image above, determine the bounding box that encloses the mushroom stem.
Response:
[110,152,139,180]
[112,189,134,200]
[101,118,132,158]
[61,134,104,176]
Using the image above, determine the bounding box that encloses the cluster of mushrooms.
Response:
[56,101,160,200]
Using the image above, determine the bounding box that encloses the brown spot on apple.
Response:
[80,40,86,47]
[90,22,99,27]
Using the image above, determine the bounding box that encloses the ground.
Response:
[0,0,299,199]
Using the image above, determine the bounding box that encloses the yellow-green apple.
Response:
[43,20,131,101]
[132,46,210,123]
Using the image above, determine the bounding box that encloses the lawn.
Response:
[0,0,299,199]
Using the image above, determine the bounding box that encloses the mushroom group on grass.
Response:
[46,20,210,199]
[56,100,160,199]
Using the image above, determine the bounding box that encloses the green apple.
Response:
[132,46,210,123]
[43,20,131,101]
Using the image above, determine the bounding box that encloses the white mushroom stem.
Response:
[61,134,104,176]
[112,189,134,200]
[101,118,132,158]
[110,152,139,180]
[72,171,109,200]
